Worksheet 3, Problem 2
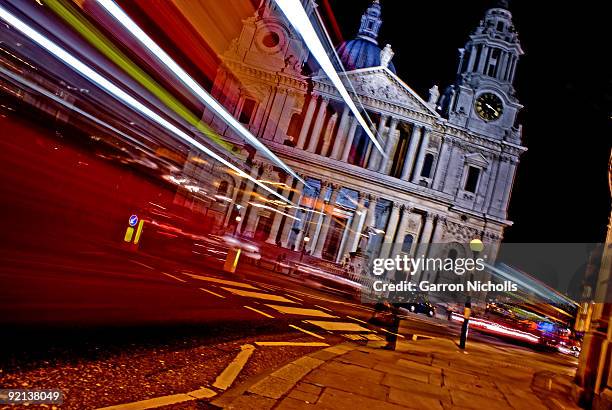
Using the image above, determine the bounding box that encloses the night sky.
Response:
[325,0,611,243]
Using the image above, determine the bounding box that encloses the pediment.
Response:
[316,67,438,116]
[464,152,489,167]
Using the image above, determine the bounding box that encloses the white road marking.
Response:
[200,287,225,299]
[244,305,275,318]
[314,304,333,312]
[346,315,369,324]
[378,328,406,338]
[284,294,303,301]
[255,341,329,347]
[96,388,215,410]
[212,344,255,390]
[161,272,186,283]
[304,320,372,332]
[289,324,326,340]
[183,273,259,290]
[222,287,297,303]
[264,304,336,318]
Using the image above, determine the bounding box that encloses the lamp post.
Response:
[233,215,242,236]
[300,236,310,262]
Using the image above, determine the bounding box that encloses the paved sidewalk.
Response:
[212,338,581,409]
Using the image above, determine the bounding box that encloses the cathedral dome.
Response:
[336,0,396,73]
[337,39,396,73]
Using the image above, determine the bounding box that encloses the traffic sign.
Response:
[128,214,138,227]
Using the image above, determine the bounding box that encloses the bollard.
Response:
[223,247,241,273]
[459,296,472,349]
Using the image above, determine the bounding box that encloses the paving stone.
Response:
[317,388,405,410]
[305,369,388,400]
[248,376,297,399]
[271,363,316,384]
[276,397,315,410]
[293,356,325,370]
[295,382,322,396]
[450,389,512,409]
[287,389,319,404]
[429,373,443,386]
[388,388,445,409]
[443,380,506,400]
[375,362,436,382]
[504,393,548,410]
[397,358,443,374]
[227,394,276,410]
[323,345,353,355]
[381,374,451,402]
[336,350,381,368]
[321,361,385,383]
[394,353,434,365]
[309,349,340,361]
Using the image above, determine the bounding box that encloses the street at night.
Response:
[0,0,610,409]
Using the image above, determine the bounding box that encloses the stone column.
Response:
[265,176,293,244]
[432,136,452,190]
[340,116,359,162]
[390,205,412,258]
[401,125,422,180]
[343,193,367,255]
[367,115,388,170]
[313,185,339,258]
[477,45,489,73]
[467,45,477,72]
[358,194,378,252]
[509,57,518,82]
[378,203,401,260]
[280,178,304,248]
[223,180,240,227]
[306,97,328,152]
[412,127,431,183]
[331,105,350,159]
[500,159,518,211]
[413,213,436,281]
[419,213,436,247]
[306,182,328,246]
[235,164,260,233]
[320,112,338,157]
[297,95,317,149]
[379,118,400,174]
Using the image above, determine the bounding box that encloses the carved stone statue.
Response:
[380,44,394,68]
[428,84,440,106]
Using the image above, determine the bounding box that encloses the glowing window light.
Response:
[0,6,292,205]
[273,0,385,156]
[95,0,305,186]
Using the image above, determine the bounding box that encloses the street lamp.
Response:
[233,215,242,236]
[300,236,310,262]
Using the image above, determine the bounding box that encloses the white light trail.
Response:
[274,0,385,156]
[0,6,292,204]
[95,0,306,186]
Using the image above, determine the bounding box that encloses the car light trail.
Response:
[95,0,306,186]
[273,0,385,156]
[0,5,292,205]
[450,313,540,344]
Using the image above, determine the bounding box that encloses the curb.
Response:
[211,343,358,408]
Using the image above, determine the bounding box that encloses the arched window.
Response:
[217,180,229,195]
[464,166,481,193]
[286,113,302,140]
[421,153,434,178]
[401,234,414,253]
[239,98,257,125]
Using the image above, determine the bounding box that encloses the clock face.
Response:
[475,93,503,121]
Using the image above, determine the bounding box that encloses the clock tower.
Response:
[440,1,523,142]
